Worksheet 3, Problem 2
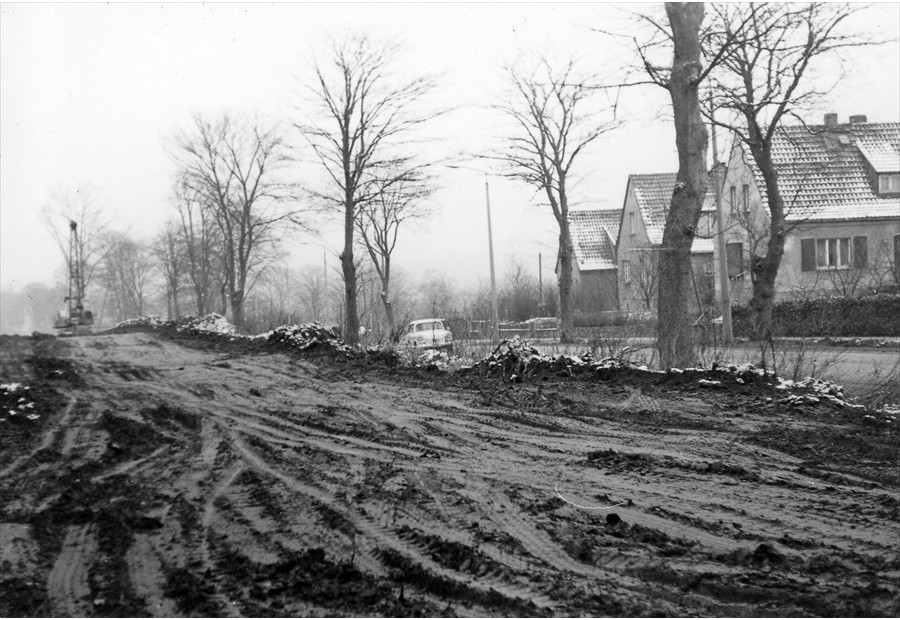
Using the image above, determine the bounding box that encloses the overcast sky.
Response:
[2,2,898,294]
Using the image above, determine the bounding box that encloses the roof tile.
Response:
[630,172,719,250]
[741,121,900,221]
[568,209,621,270]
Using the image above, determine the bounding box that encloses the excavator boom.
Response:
[54,220,93,335]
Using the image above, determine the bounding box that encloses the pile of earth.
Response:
[104,315,885,418]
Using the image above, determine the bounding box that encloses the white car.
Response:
[399,319,453,351]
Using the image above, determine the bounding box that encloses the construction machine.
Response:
[54,220,93,335]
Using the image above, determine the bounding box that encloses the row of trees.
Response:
[27,180,553,337]
[36,5,875,367]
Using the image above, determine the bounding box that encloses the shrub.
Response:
[732,294,900,337]
[573,310,656,328]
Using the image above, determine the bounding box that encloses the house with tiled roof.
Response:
[615,172,722,314]
[720,114,900,303]
[563,208,621,313]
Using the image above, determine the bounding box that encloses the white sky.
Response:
[2,2,898,293]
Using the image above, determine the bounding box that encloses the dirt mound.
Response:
[264,323,350,353]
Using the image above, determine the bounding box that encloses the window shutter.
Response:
[853,236,868,268]
[726,242,743,278]
[801,239,816,271]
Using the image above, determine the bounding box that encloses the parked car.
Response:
[398,318,453,351]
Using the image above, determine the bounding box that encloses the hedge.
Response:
[732,293,900,337]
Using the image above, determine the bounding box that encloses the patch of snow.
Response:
[177,313,236,335]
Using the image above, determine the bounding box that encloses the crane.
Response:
[54,220,93,335]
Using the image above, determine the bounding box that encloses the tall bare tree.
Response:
[356,172,433,337]
[296,35,437,347]
[657,3,709,367]
[632,4,711,366]
[495,57,619,342]
[152,219,185,319]
[704,2,873,340]
[172,114,295,329]
[96,231,157,322]
[172,175,223,316]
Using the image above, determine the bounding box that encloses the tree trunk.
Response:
[747,144,787,341]
[342,194,359,347]
[231,288,244,330]
[557,224,575,343]
[379,266,395,341]
[657,2,709,369]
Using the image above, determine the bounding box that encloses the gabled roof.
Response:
[739,121,900,222]
[629,172,718,250]
[569,208,621,271]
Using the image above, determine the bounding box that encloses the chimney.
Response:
[849,114,868,124]
[824,113,838,128]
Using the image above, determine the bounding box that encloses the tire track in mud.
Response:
[46,524,98,617]
[126,535,179,617]
[230,436,556,614]
[15,332,895,617]
[0,396,77,479]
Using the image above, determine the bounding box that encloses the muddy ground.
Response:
[1,328,898,617]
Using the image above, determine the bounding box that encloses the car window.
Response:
[414,321,442,332]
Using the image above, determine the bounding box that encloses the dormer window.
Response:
[878,173,900,194]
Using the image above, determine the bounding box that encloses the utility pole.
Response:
[538,252,543,312]
[710,96,734,345]
[447,164,500,343]
[484,175,500,343]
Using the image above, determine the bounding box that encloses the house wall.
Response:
[717,140,900,303]
[616,182,716,315]
[616,183,655,313]
[777,220,900,299]
[572,268,619,313]
[714,142,770,305]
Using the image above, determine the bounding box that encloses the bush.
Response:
[732,294,900,337]
[573,310,656,328]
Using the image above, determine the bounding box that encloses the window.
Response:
[878,173,900,194]
[729,186,737,213]
[816,238,851,269]
[726,242,743,279]
[623,260,631,283]
[629,212,635,235]
[741,184,749,212]
[801,236,868,271]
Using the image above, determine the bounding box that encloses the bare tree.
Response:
[494,56,619,342]
[152,220,185,319]
[869,238,900,293]
[40,185,110,306]
[298,266,328,323]
[416,271,457,319]
[635,3,710,367]
[500,260,541,322]
[629,248,661,311]
[96,231,157,322]
[172,176,224,316]
[356,172,433,336]
[296,34,438,346]
[172,114,296,330]
[704,2,873,339]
